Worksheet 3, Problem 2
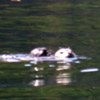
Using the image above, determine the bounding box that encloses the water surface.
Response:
[0,0,100,100]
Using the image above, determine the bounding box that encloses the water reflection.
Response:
[56,63,71,71]
[29,73,71,87]
[29,79,44,87]
[56,73,71,85]
[29,63,71,87]
[1,58,100,88]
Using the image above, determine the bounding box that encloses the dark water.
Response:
[1,59,99,88]
[1,0,100,100]
[1,58,100,100]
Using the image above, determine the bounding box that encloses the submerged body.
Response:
[0,47,77,63]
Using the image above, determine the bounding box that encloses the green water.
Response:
[1,59,100,100]
[1,0,100,100]
[0,0,100,57]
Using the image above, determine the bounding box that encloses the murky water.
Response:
[0,56,100,100]
[1,0,100,100]
[0,54,99,88]
[1,54,100,100]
